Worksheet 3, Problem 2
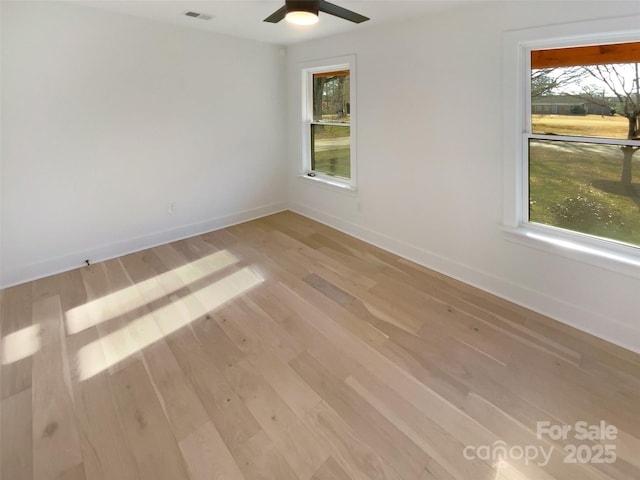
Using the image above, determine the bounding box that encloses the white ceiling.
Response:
[76,0,467,45]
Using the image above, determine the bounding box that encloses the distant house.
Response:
[531,94,613,115]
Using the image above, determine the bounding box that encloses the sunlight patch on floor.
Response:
[2,324,41,365]
[65,250,238,335]
[76,266,263,380]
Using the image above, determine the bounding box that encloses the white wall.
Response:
[1,1,287,286]
[286,1,640,353]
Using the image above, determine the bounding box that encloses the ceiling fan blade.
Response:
[264,5,286,23]
[319,0,369,23]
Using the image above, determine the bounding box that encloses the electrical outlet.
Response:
[168,202,176,214]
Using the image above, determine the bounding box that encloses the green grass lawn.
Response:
[312,148,350,178]
[312,125,350,179]
[529,139,640,247]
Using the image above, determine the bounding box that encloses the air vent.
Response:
[184,11,213,20]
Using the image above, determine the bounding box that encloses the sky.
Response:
[544,63,639,97]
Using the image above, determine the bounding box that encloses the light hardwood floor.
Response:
[1,211,639,480]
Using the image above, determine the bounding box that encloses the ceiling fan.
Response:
[264,0,369,25]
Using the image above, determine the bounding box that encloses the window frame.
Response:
[502,17,640,278]
[300,55,357,191]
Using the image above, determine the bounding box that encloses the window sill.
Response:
[501,224,640,280]
[298,174,358,195]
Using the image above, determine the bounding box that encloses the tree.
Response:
[313,76,330,122]
[313,74,349,122]
[531,67,585,97]
[581,63,640,191]
[573,86,616,116]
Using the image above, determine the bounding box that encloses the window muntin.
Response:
[527,42,640,249]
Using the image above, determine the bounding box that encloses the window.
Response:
[528,42,640,248]
[502,17,640,274]
[301,56,356,189]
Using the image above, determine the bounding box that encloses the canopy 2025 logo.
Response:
[462,420,617,467]
[537,420,617,464]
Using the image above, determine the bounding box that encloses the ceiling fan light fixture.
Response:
[264,0,368,25]
[285,10,319,25]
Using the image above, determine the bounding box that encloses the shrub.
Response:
[570,105,587,115]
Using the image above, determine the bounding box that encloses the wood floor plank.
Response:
[216,297,304,364]
[290,351,430,480]
[31,294,83,480]
[56,463,86,480]
[166,328,261,452]
[109,360,191,480]
[1,388,33,480]
[421,457,457,480]
[67,332,140,480]
[230,430,300,480]
[1,283,33,399]
[61,267,140,480]
[302,400,404,480]
[344,373,495,479]
[459,390,614,480]
[171,234,222,263]
[248,281,358,381]
[77,261,145,376]
[2,211,640,480]
[247,349,323,418]
[179,421,245,480]
[114,250,213,443]
[260,274,498,454]
[311,456,353,480]
[203,326,330,480]
[200,227,240,250]
[301,273,390,347]
[141,340,210,442]
[299,257,422,335]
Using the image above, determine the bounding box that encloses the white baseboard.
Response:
[290,202,640,355]
[1,202,287,289]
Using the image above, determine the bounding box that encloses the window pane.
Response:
[529,138,640,247]
[313,71,350,123]
[531,43,640,140]
[311,124,350,179]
